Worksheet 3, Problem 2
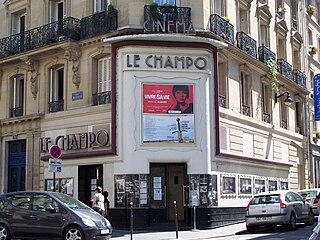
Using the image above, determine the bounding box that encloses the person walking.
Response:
[102,190,110,218]
[90,186,105,215]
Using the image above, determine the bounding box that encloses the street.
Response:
[112,222,319,240]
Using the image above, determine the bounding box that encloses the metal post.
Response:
[130,201,133,240]
[191,205,199,232]
[174,200,178,239]
[53,172,56,192]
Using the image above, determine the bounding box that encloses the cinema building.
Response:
[0,0,313,229]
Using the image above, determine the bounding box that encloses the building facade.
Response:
[0,0,317,229]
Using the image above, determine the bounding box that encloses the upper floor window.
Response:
[292,48,301,70]
[260,24,269,47]
[291,1,298,30]
[237,0,251,33]
[154,0,178,6]
[49,65,64,113]
[93,56,112,105]
[49,0,65,23]
[261,78,271,123]
[11,12,26,34]
[240,66,252,117]
[94,0,110,13]
[295,101,303,134]
[218,54,228,108]
[214,0,226,16]
[280,96,289,129]
[10,75,24,117]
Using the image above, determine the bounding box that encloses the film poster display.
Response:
[268,180,278,191]
[254,179,266,194]
[115,174,149,207]
[239,178,252,195]
[280,181,288,190]
[45,178,74,196]
[189,174,217,207]
[221,176,236,194]
[142,84,194,143]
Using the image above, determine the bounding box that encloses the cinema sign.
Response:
[143,19,195,33]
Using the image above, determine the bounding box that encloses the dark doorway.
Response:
[8,140,26,192]
[150,163,187,223]
[78,165,103,207]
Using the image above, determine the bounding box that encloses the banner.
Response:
[314,74,320,121]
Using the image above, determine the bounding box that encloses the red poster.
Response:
[143,84,193,114]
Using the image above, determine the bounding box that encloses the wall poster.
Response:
[254,179,265,194]
[45,178,74,196]
[142,84,194,143]
[221,176,236,194]
[239,178,252,195]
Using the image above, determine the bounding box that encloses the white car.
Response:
[245,190,314,233]
[297,188,320,216]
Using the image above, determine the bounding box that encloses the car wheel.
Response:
[64,226,84,240]
[306,211,315,225]
[0,224,11,240]
[246,225,256,233]
[287,213,296,231]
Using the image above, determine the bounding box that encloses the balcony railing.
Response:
[48,100,64,113]
[210,14,234,45]
[219,95,226,108]
[93,91,112,105]
[80,9,118,39]
[242,104,251,116]
[236,32,257,59]
[9,107,23,117]
[262,112,271,123]
[277,59,292,80]
[0,17,80,58]
[144,5,192,33]
[281,120,288,129]
[292,70,306,88]
[258,45,276,65]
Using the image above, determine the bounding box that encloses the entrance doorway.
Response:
[8,140,26,192]
[78,165,103,206]
[150,163,187,222]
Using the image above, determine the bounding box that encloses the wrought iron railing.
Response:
[262,112,271,123]
[93,91,112,105]
[292,69,306,88]
[242,104,251,116]
[9,107,23,117]
[0,17,80,58]
[81,9,118,39]
[144,5,192,33]
[219,95,226,108]
[209,14,234,45]
[277,59,292,80]
[236,32,257,59]
[48,100,64,113]
[258,45,276,65]
[281,120,288,129]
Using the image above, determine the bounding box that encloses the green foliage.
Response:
[107,3,114,11]
[267,59,278,93]
[316,131,320,139]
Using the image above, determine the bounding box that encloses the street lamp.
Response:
[275,92,294,106]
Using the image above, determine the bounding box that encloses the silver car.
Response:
[245,190,314,233]
[297,188,320,215]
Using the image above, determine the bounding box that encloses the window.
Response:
[240,66,251,117]
[94,0,110,13]
[49,65,64,113]
[93,56,112,105]
[261,80,271,123]
[10,75,24,117]
[214,0,226,16]
[292,49,301,70]
[280,100,288,129]
[218,54,228,108]
[154,0,178,6]
[49,0,64,23]
[260,24,269,47]
[295,100,304,134]
[11,13,25,34]
[291,1,298,30]
[277,38,286,60]
[237,0,251,34]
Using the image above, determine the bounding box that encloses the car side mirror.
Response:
[45,204,56,213]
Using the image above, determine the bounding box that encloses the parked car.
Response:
[297,188,320,216]
[245,190,314,233]
[0,191,112,240]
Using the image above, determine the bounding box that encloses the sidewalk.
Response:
[111,222,247,240]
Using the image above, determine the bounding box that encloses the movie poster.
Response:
[142,84,194,143]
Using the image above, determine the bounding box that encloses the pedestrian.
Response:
[102,190,110,218]
[90,186,105,215]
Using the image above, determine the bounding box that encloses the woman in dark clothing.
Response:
[102,190,110,218]
[167,85,193,114]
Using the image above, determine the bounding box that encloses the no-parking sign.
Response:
[49,145,62,159]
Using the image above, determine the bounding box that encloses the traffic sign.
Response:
[48,165,62,173]
[49,145,61,159]
[49,158,62,165]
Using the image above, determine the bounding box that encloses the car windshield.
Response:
[299,191,317,198]
[51,192,89,209]
[251,194,280,205]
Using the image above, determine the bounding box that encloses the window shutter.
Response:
[219,126,229,151]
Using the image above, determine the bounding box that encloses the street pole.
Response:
[53,172,56,192]
[174,200,178,239]
[130,201,133,240]
[191,205,199,232]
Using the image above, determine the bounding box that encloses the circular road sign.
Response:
[49,145,62,159]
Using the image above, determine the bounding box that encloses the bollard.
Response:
[191,205,199,232]
[174,200,178,239]
[130,201,133,240]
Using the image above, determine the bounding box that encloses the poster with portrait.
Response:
[142,84,194,143]
[221,176,236,194]
[239,178,252,195]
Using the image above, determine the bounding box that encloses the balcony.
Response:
[236,32,257,59]
[277,59,292,80]
[93,91,111,105]
[9,107,23,117]
[262,113,271,123]
[209,14,234,45]
[144,5,192,33]
[292,70,306,88]
[0,17,80,58]
[48,100,64,113]
[258,45,276,65]
[242,104,251,116]
[80,9,118,39]
[219,95,226,108]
